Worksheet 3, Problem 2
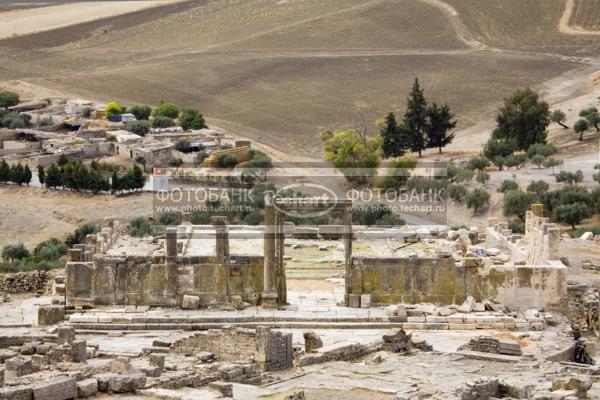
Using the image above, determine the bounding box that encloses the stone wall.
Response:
[349,256,566,309]
[1,271,47,294]
[170,326,292,371]
[349,256,462,305]
[66,254,263,307]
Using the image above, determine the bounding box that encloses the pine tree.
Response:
[111,171,119,194]
[400,78,429,157]
[427,103,457,153]
[23,165,32,186]
[0,160,9,184]
[45,164,61,188]
[131,164,146,190]
[37,165,45,186]
[381,112,408,158]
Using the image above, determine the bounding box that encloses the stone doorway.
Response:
[261,194,353,308]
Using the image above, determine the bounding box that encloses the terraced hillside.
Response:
[1,0,599,156]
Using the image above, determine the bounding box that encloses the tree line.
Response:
[0,161,32,186]
[39,156,145,194]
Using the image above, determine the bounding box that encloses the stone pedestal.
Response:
[262,197,278,307]
[211,216,229,258]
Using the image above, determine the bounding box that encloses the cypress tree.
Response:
[111,171,120,194]
[45,164,61,188]
[37,165,45,186]
[427,102,457,153]
[400,78,429,157]
[381,112,409,158]
[23,165,32,186]
[0,160,9,183]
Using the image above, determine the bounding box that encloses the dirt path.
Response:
[0,1,179,40]
[418,0,488,50]
[559,0,600,35]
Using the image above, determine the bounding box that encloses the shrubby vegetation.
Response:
[0,90,19,109]
[153,102,180,119]
[126,120,150,136]
[129,104,152,120]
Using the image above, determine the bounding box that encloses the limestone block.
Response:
[231,295,244,311]
[401,323,424,330]
[458,296,475,313]
[473,303,485,312]
[360,294,371,308]
[95,373,118,392]
[110,357,134,374]
[32,376,77,400]
[447,230,459,241]
[385,305,398,316]
[208,381,233,398]
[348,294,361,308]
[77,378,98,398]
[425,316,447,323]
[0,386,32,400]
[181,295,200,310]
[71,340,87,363]
[396,306,408,321]
[484,248,500,257]
[449,323,476,330]
[57,326,75,345]
[5,356,36,381]
[109,373,146,393]
[580,232,594,241]
[37,305,65,326]
[303,332,323,353]
[149,354,165,370]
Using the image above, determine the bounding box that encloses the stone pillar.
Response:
[67,249,82,262]
[343,205,353,306]
[548,227,561,261]
[262,196,278,308]
[211,216,229,258]
[275,211,286,305]
[165,227,178,306]
[85,234,97,253]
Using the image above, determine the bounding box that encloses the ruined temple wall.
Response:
[170,327,292,371]
[476,262,567,309]
[350,256,566,308]
[349,257,465,305]
[66,254,263,307]
[177,255,264,307]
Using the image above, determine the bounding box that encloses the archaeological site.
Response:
[3,0,600,399]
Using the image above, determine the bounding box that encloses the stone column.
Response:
[275,211,286,305]
[262,195,278,308]
[531,203,544,217]
[547,227,561,261]
[67,248,83,262]
[166,227,178,261]
[343,205,353,306]
[165,227,179,306]
[211,216,229,258]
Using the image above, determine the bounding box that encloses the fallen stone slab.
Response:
[37,305,65,326]
[77,378,98,398]
[457,350,521,363]
[208,381,233,398]
[0,386,32,400]
[32,376,77,400]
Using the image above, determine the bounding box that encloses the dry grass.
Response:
[570,0,600,31]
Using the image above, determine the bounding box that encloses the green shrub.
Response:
[191,211,211,225]
[498,180,519,193]
[508,220,525,234]
[33,238,68,260]
[104,101,122,116]
[218,154,238,168]
[448,184,467,202]
[1,243,30,261]
[126,120,150,136]
[466,188,490,214]
[128,217,154,237]
[152,116,175,128]
[527,143,556,159]
[153,102,179,119]
[65,224,100,247]
[243,211,263,225]
[129,104,152,120]
[158,212,182,226]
